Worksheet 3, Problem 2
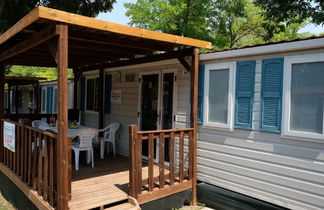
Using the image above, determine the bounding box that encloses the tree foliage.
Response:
[0,0,116,78]
[125,0,311,49]
[7,66,73,81]
[0,0,116,34]
[125,0,213,43]
[255,0,324,39]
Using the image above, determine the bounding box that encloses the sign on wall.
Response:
[3,121,15,152]
[111,89,122,104]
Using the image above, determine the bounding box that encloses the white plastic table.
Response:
[41,125,97,137]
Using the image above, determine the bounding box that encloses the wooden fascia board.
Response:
[0,24,59,62]
[36,6,211,49]
[78,48,194,71]
[0,7,40,45]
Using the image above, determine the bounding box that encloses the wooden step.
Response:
[104,202,140,210]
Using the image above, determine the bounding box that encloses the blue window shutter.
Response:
[235,60,255,129]
[260,58,283,132]
[104,74,112,114]
[46,87,54,113]
[80,77,86,111]
[198,64,205,124]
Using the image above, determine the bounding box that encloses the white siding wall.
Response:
[198,49,324,210]
[81,60,191,157]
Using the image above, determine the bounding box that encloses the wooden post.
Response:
[129,125,137,198]
[56,24,69,210]
[190,48,199,206]
[72,69,78,110]
[0,63,5,163]
[98,67,104,129]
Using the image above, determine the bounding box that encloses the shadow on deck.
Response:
[69,155,131,210]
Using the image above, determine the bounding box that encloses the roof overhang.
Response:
[0,6,211,70]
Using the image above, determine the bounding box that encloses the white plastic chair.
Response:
[71,129,98,171]
[98,123,120,159]
[31,120,48,156]
[32,120,49,130]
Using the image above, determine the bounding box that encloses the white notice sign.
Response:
[111,90,122,104]
[3,122,15,152]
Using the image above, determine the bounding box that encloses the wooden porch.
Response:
[70,156,133,210]
[0,6,211,210]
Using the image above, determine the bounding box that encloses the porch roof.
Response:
[0,6,211,70]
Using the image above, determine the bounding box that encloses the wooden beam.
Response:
[0,24,58,62]
[98,67,104,129]
[177,57,191,72]
[69,35,161,53]
[36,7,212,48]
[78,48,194,71]
[56,24,69,210]
[47,40,58,63]
[190,48,199,206]
[0,7,40,45]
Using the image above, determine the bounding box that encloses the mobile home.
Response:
[197,37,324,210]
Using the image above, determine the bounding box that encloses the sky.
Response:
[96,0,324,35]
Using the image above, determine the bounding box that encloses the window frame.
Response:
[203,62,235,131]
[282,53,324,140]
[85,75,99,112]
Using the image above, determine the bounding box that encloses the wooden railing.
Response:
[129,125,194,204]
[0,120,58,208]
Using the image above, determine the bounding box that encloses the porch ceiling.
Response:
[0,6,212,70]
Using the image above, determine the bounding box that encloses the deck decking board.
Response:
[69,155,167,210]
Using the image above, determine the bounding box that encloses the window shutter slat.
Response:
[260,58,283,132]
[80,77,86,111]
[104,74,112,114]
[235,60,255,129]
[198,64,205,124]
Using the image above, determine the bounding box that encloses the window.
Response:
[53,88,58,113]
[283,53,324,140]
[203,62,235,130]
[41,88,46,112]
[86,78,99,111]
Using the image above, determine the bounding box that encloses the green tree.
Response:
[125,0,213,43]
[209,0,265,48]
[0,0,116,34]
[7,66,73,81]
[254,0,324,39]
[125,0,308,49]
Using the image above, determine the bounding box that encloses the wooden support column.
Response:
[190,48,199,206]
[0,63,5,163]
[129,125,137,198]
[98,67,104,129]
[56,24,69,210]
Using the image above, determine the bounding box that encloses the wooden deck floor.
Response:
[69,155,131,210]
[69,155,159,210]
